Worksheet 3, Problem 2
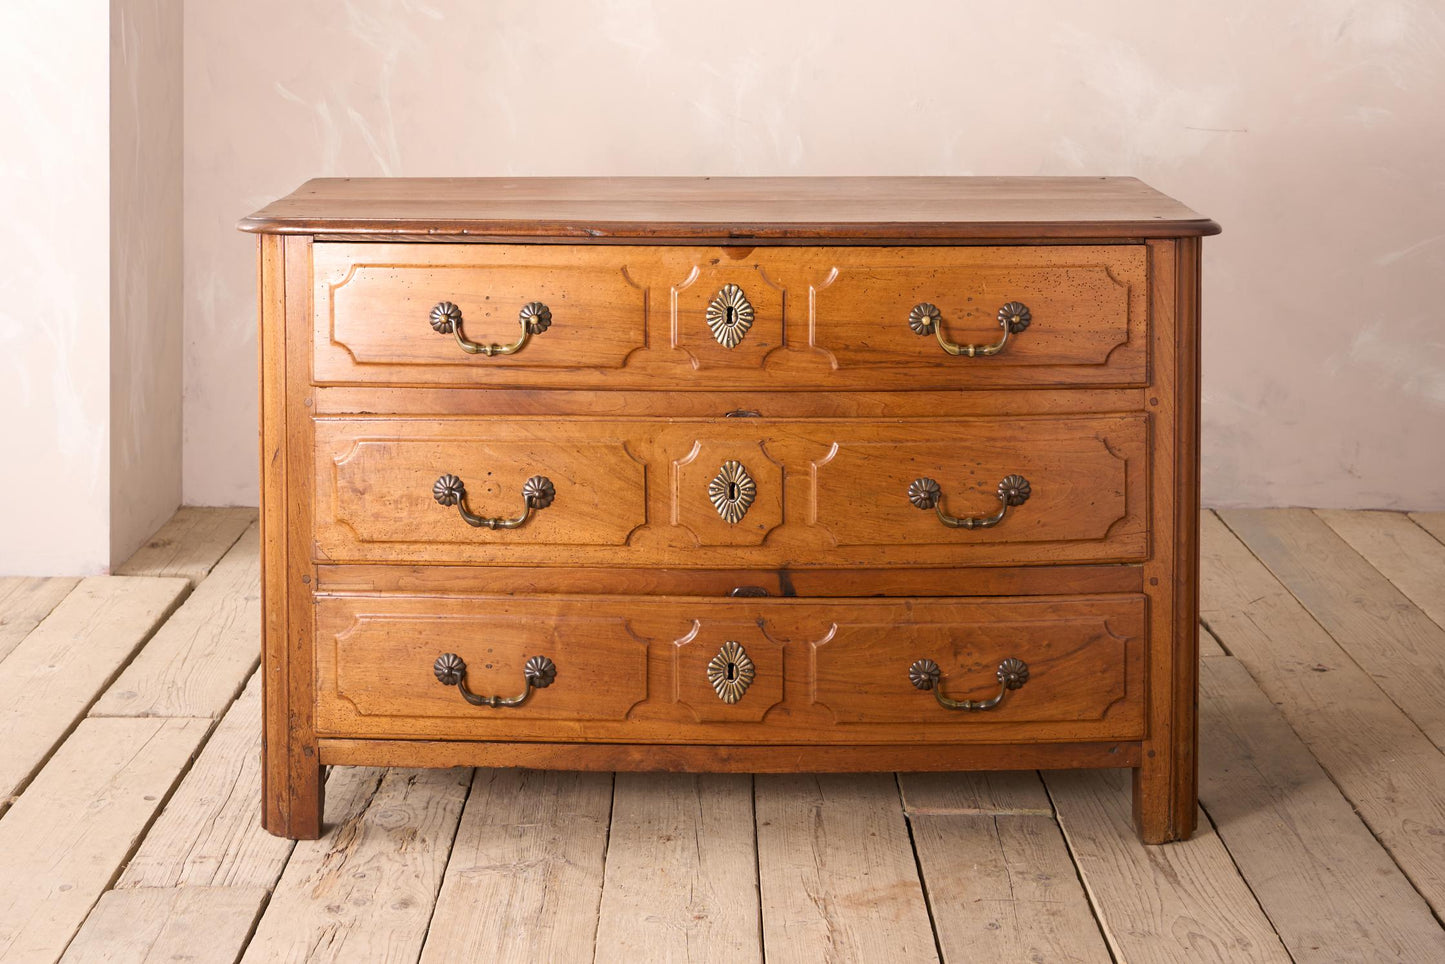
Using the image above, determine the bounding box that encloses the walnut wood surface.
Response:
[312,243,1147,390]
[240,176,1220,241]
[314,593,1145,744]
[314,414,1147,568]
[252,176,1211,844]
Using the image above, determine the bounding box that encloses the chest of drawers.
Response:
[241,177,1217,844]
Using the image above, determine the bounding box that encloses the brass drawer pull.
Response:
[433,473,555,529]
[909,657,1029,711]
[429,300,552,356]
[433,653,556,707]
[909,300,1031,357]
[908,474,1031,529]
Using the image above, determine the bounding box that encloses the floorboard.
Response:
[241,767,469,964]
[1201,510,1445,917]
[0,717,209,964]
[419,769,612,964]
[594,773,762,964]
[1200,654,1445,961]
[115,506,257,587]
[60,886,268,964]
[755,773,938,964]
[1220,508,1445,748]
[117,673,293,890]
[1046,768,1290,963]
[92,524,260,719]
[0,508,1442,962]
[0,576,188,806]
[0,577,78,663]
[1317,508,1445,633]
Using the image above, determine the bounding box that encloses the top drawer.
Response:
[312,244,1148,390]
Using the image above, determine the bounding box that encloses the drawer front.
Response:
[315,594,1146,743]
[313,243,1147,390]
[313,414,1148,568]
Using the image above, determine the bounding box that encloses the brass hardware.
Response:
[908,657,1029,711]
[707,640,756,704]
[433,473,555,529]
[908,474,1031,529]
[728,586,770,597]
[709,460,756,525]
[429,300,552,356]
[706,284,754,348]
[909,300,1031,357]
[724,410,762,418]
[433,652,556,707]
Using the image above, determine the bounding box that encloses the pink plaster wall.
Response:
[182,1,1445,509]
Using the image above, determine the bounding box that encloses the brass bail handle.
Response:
[909,301,1031,357]
[433,473,555,530]
[908,657,1030,711]
[433,653,557,708]
[908,474,1031,529]
[430,300,552,356]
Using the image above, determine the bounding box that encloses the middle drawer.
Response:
[314,415,1148,568]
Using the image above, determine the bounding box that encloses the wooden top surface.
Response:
[238,176,1219,242]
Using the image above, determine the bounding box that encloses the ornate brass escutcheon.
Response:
[433,652,557,707]
[706,284,754,348]
[707,640,756,704]
[908,300,1031,357]
[908,657,1030,711]
[429,299,552,356]
[709,460,756,524]
[433,473,555,530]
[908,474,1031,529]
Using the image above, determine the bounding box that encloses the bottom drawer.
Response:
[314,593,1147,744]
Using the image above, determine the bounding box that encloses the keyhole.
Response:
[727,481,739,501]
[726,662,737,681]
[725,305,736,327]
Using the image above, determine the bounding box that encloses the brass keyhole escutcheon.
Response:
[708,641,755,704]
[709,460,756,524]
[706,284,754,348]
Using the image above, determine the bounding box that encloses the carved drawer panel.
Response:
[311,243,1147,390]
[314,593,1145,743]
[313,415,1147,568]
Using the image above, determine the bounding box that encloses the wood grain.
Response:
[315,414,1148,569]
[0,575,187,802]
[1317,508,1445,631]
[1221,508,1445,747]
[117,673,294,890]
[241,766,469,964]
[1409,511,1445,544]
[1200,510,1445,916]
[311,242,1149,390]
[755,773,937,964]
[1199,654,1445,962]
[911,812,1112,963]
[419,769,613,964]
[93,523,259,718]
[115,506,258,587]
[594,774,762,964]
[0,718,208,964]
[60,886,268,964]
[0,577,77,663]
[1046,768,1289,963]
[314,593,1145,745]
[898,770,1053,814]
[238,176,1219,240]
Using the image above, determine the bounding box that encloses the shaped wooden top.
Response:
[239,176,1218,242]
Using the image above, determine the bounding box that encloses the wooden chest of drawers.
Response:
[241,177,1217,844]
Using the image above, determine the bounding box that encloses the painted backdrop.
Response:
[185,0,1445,508]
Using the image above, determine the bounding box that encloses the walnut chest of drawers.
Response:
[240,176,1218,844]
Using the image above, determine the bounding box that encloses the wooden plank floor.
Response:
[2,508,1445,963]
